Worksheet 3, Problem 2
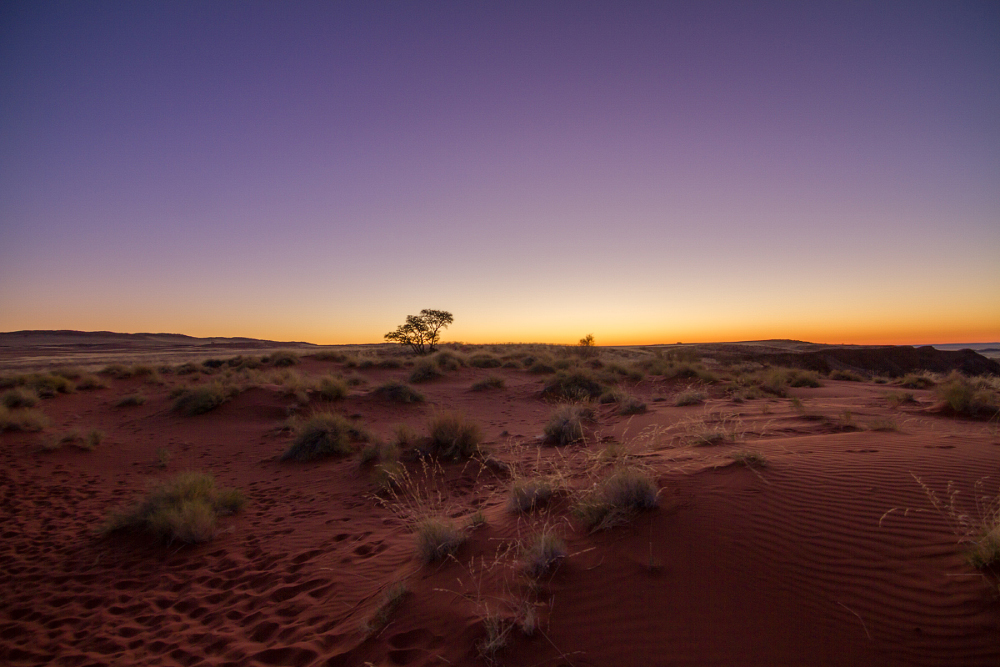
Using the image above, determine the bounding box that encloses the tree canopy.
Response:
[384,309,453,354]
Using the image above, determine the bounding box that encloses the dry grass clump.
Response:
[313,350,347,363]
[282,412,368,462]
[885,390,916,408]
[0,406,49,432]
[428,411,482,459]
[900,372,935,389]
[471,375,505,391]
[574,466,659,530]
[674,389,705,406]
[526,359,557,374]
[409,358,444,383]
[866,418,899,432]
[543,404,593,445]
[522,531,567,578]
[729,450,768,468]
[115,392,146,407]
[901,475,1000,569]
[414,517,467,563]
[100,472,245,544]
[360,582,409,637]
[508,477,557,513]
[172,383,237,416]
[935,372,1000,419]
[265,350,300,367]
[601,362,645,383]
[599,388,647,415]
[75,374,107,390]
[829,369,865,381]
[469,353,503,368]
[541,370,605,400]
[44,429,104,452]
[373,381,425,403]
[2,387,39,409]
[317,376,348,401]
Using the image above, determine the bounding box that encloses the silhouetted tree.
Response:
[384,310,454,354]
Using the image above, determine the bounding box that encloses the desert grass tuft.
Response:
[373,381,425,403]
[317,376,349,401]
[522,531,567,578]
[543,404,593,445]
[904,475,1000,569]
[885,390,916,408]
[0,406,49,432]
[729,450,768,468]
[507,477,557,513]
[829,369,865,381]
[541,370,605,400]
[427,411,482,459]
[282,412,366,461]
[573,466,659,530]
[471,375,505,391]
[360,582,409,637]
[414,517,467,563]
[115,392,147,407]
[172,383,236,416]
[867,418,899,432]
[100,472,245,544]
[900,372,935,389]
[674,389,705,406]
[935,372,1000,419]
[2,387,39,409]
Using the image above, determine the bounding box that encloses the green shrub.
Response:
[373,381,425,403]
[414,517,466,563]
[428,411,482,459]
[2,388,39,409]
[471,375,505,391]
[543,404,593,445]
[282,412,365,462]
[100,472,245,544]
[172,384,235,416]
[573,467,659,530]
[542,370,604,400]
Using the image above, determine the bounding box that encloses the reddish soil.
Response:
[1,355,998,666]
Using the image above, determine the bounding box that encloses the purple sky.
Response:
[2,1,998,344]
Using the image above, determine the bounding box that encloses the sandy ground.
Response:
[1,352,998,666]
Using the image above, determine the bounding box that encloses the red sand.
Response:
[1,357,998,666]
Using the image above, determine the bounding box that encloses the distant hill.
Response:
[0,330,317,348]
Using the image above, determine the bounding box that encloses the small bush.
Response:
[313,350,347,363]
[867,418,899,432]
[527,359,556,374]
[543,404,593,445]
[522,531,567,578]
[935,372,1000,418]
[508,477,556,513]
[427,411,482,459]
[115,392,147,407]
[172,384,234,416]
[471,375,505,391]
[282,412,365,462]
[788,370,822,388]
[2,388,38,409]
[829,369,864,382]
[373,381,425,403]
[675,390,705,407]
[541,370,604,400]
[414,517,466,563]
[317,376,348,401]
[0,406,49,432]
[574,467,659,530]
[100,472,245,544]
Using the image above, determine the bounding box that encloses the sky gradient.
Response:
[2,1,998,345]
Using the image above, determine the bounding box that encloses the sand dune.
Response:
[1,349,997,666]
